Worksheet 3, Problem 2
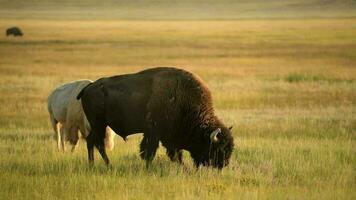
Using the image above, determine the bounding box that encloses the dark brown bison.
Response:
[77,67,234,169]
[6,27,23,37]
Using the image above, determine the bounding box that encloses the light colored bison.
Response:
[48,80,115,152]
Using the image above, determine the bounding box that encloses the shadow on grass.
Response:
[3,154,197,177]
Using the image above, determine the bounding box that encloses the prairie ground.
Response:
[0,4,355,199]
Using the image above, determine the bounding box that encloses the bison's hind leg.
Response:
[49,114,58,139]
[139,134,159,167]
[86,125,111,167]
[86,133,95,166]
[49,114,62,151]
[57,122,67,151]
[96,136,110,167]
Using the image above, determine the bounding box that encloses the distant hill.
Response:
[1,0,356,19]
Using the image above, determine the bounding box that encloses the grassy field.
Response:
[1,0,356,19]
[0,1,356,199]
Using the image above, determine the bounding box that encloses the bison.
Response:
[48,80,115,152]
[6,27,23,37]
[77,67,234,169]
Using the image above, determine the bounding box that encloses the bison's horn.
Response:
[210,128,221,143]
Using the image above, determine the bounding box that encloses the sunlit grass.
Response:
[1,0,356,20]
[0,17,355,199]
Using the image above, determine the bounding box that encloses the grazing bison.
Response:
[6,27,23,37]
[77,67,234,169]
[48,80,115,152]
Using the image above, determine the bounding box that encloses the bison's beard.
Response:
[191,133,234,169]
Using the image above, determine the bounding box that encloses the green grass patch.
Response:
[285,73,354,83]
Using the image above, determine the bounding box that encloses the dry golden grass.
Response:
[0,18,355,199]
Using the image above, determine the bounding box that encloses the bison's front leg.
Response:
[139,134,159,167]
[166,148,183,164]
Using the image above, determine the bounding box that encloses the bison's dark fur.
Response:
[77,67,234,169]
[6,27,23,37]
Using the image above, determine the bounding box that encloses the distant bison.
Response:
[48,80,115,152]
[6,27,23,37]
[77,67,234,169]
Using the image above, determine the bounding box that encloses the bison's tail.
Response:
[104,127,115,151]
[76,83,92,100]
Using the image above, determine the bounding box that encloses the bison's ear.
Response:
[228,126,233,130]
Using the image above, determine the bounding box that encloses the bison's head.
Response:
[192,126,234,169]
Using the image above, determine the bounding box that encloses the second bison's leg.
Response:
[55,122,62,150]
[139,134,159,166]
[59,123,67,151]
[49,114,58,140]
[69,127,79,153]
[166,148,183,163]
